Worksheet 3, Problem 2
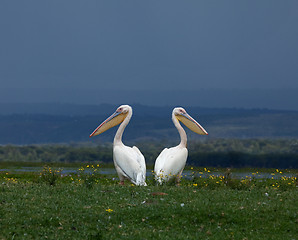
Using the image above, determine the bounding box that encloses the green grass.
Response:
[0,168,297,239]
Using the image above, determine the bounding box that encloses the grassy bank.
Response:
[0,168,297,239]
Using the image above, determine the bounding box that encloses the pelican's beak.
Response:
[89,111,128,137]
[176,113,208,135]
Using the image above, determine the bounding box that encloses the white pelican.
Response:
[89,105,147,186]
[154,107,208,184]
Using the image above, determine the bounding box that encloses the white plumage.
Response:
[113,145,146,186]
[154,146,188,184]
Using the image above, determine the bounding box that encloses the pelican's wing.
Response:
[132,146,146,174]
[154,148,169,174]
[113,145,147,186]
[154,146,188,182]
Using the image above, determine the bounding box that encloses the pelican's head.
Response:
[173,107,208,135]
[89,105,132,137]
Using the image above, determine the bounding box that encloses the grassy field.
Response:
[0,166,297,239]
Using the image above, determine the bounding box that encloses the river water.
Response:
[1,167,296,179]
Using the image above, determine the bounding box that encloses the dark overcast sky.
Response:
[0,1,298,110]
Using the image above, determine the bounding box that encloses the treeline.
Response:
[0,145,113,163]
[0,139,297,168]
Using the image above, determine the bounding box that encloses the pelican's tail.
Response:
[135,172,147,186]
[155,176,163,185]
[154,170,165,185]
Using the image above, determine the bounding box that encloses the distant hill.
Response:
[0,103,298,145]
[0,102,294,116]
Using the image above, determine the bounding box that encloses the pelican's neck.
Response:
[113,110,132,146]
[172,113,187,148]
